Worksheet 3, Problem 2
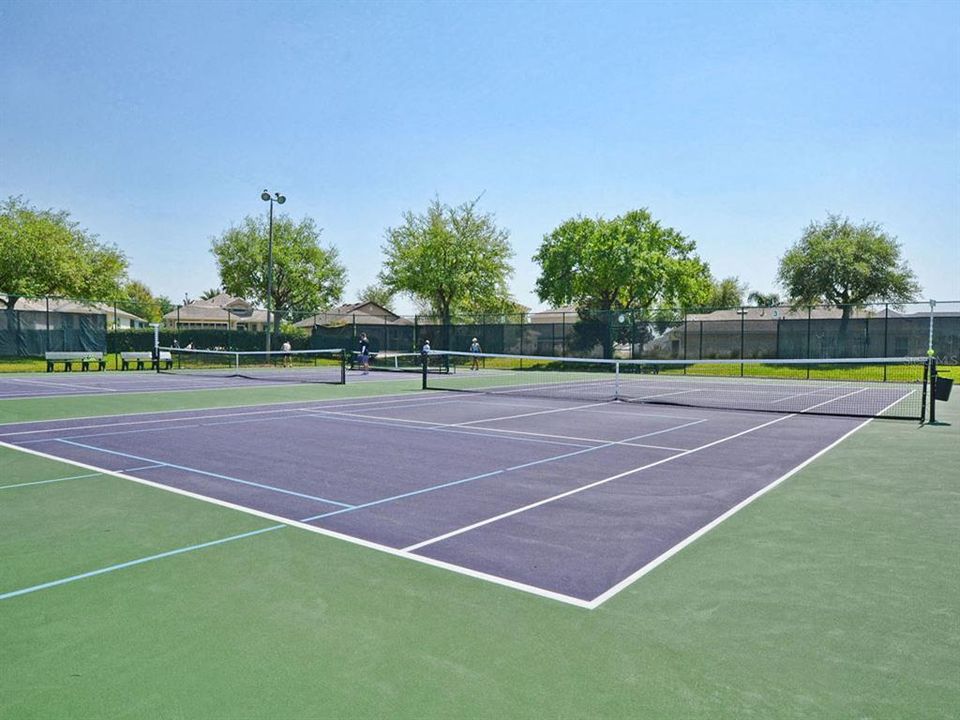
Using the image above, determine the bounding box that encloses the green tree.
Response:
[358,283,396,311]
[747,291,781,307]
[155,295,176,317]
[778,214,920,319]
[534,209,711,356]
[379,197,514,340]
[0,196,128,310]
[116,280,164,322]
[200,287,221,301]
[211,214,346,336]
[705,276,747,309]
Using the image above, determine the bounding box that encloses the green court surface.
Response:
[1,381,957,719]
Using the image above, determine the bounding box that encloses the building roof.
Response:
[528,305,578,323]
[294,301,412,328]
[4,296,147,323]
[164,294,268,323]
[684,306,883,322]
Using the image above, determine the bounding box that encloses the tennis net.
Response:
[158,347,346,384]
[421,351,929,420]
[349,350,449,374]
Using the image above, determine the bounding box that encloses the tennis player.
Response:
[470,337,481,370]
[359,333,370,374]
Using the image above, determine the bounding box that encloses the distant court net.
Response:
[421,351,929,420]
[349,351,449,374]
[158,347,346,384]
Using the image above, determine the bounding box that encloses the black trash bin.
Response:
[934,376,953,402]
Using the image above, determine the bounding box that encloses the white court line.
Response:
[585,393,911,608]
[0,387,434,426]
[0,439,594,608]
[0,391,456,438]
[0,370,422,401]
[301,413,594,449]
[4,376,119,392]
[403,413,798,553]
[442,401,611,427]
[800,387,870,411]
[629,388,703,400]
[767,385,850,404]
[306,407,694,452]
[0,394,903,609]
[0,472,104,490]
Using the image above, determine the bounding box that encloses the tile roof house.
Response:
[294,301,414,328]
[163,294,268,331]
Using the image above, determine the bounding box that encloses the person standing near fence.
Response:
[281,339,292,367]
[359,333,370,374]
[470,337,482,370]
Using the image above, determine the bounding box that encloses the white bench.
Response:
[45,351,106,372]
[121,351,173,370]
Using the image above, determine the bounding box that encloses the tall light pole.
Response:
[261,189,286,352]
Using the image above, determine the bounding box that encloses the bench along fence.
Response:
[45,351,106,372]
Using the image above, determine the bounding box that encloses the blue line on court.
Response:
[55,439,355,508]
[0,472,103,490]
[300,421,701,523]
[0,525,285,601]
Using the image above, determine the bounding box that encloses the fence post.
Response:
[113,301,118,369]
[561,312,566,357]
[682,310,688,361]
[45,296,50,355]
[740,306,745,373]
[883,303,889,358]
[806,307,812,378]
[775,315,781,359]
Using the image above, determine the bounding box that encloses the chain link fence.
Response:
[2,293,958,367]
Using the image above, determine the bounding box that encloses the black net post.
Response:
[928,357,937,424]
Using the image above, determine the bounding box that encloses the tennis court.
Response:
[2,350,957,718]
[0,374,915,605]
[0,355,413,400]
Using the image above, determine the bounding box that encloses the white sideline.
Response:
[403,413,798,553]
[0,391,451,437]
[0,439,594,609]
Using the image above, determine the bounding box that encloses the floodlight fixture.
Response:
[260,189,287,352]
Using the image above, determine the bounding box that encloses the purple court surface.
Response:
[0,368,410,399]
[0,391,875,607]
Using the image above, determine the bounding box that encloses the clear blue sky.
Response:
[2,0,958,313]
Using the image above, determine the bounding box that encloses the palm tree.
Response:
[747,291,781,307]
[200,287,221,301]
